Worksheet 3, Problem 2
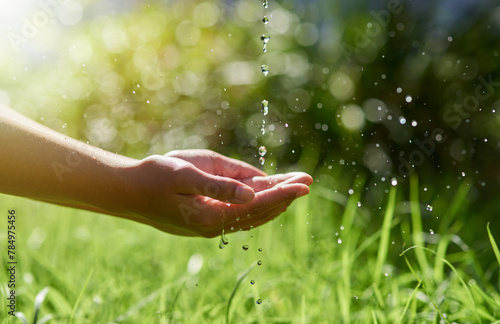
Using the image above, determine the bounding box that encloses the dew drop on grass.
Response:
[258,248,263,252]
[250,280,255,285]
[242,245,249,251]
[337,238,342,244]
[256,298,262,304]
[257,260,263,266]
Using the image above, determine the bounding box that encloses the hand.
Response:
[122,149,312,237]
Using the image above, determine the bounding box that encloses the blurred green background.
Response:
[1,0,499,243]
[1,0,500,321]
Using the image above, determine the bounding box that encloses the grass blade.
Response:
[225,263,256,324]
[33,287,50,324]
[168,283,185,324]
[15,312,29,324]
[409,174,430,277]
[487,223,500,267]
[69,268,94,324]
[374,186,396,286]
[401,246,479,323]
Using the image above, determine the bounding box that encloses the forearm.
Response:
[0,104,137,214]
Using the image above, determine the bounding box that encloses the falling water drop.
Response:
[242,245,249,251]
[256,299,262,304]
[261,100,269,116]
[250,280,255,285]
[261,64,269,76]
[261,35,271,53]
[218,230,229,249]
[262,0,268,8]
[257,260,263,266]
[259,157,265,165]
[259,146,267,156]
[426,204,433,212]
[262,16,269,24]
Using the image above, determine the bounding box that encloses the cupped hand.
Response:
[124,149,312,237]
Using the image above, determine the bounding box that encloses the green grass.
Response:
[1,173,499,323]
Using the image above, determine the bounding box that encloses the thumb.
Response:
[177,167,255,204]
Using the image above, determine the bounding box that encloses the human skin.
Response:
[0,104,312,238]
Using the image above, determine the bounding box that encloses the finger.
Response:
[214,183,309,224]
[175,167,256,204]
[241,172,314,192]
[166,149,267,179]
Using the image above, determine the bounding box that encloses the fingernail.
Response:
[234,186,255,203]
[295,188,309,198]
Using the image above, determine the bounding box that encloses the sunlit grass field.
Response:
[1,173,499,323]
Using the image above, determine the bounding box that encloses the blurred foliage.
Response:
[1,0,500,254]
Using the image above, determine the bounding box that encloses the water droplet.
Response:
[261,100,269,115]
[262,0,268,8]
[429,229,435,235]
[461,171,466,177]
[337,238,342,244]
[396,87,402,93]
[261,65,269,76]
[218,230,229,249]
[405,95,413,103]
[426,204,433,212]
[399,116,407,125]
[391,178,398,186]
[259,157,265,165]
[250,280,255,285]
[260,35,271,53]
[411,120,417,127]
[348,189,354,195]
[257,260,263,266]
[258,248,263,252]
[262,16,269,24]
[256,298,262,304]
[357,201,362,207]
[258,146,267,156]
[354,295,358,300]
[242,245,249,251]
